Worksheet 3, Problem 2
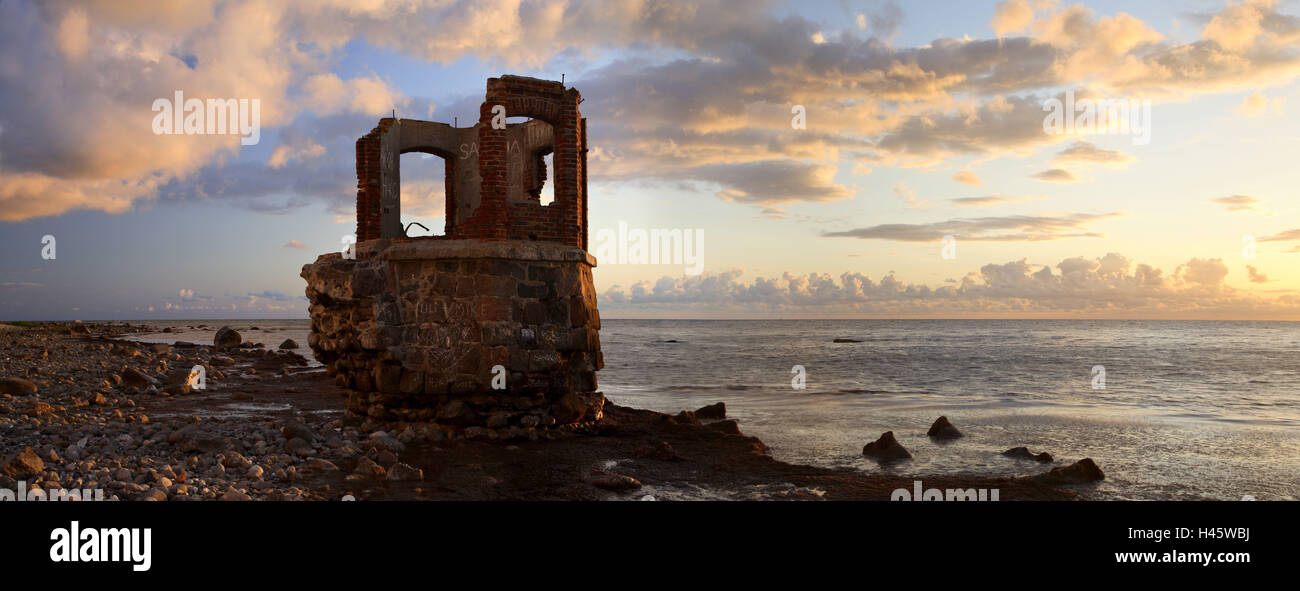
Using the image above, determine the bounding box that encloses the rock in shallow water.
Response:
[862,431,911,461]
[1032,458,1105,485]
[214,326,241,351]
[694,402,726,420]
[353,456,386,478]
[926,416,963,440]
[586,469,641,491]
[386,463,423,481]
[1002,446,1053,462]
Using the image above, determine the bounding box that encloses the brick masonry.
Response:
[354,75,586,246]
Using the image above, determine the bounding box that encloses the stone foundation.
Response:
[302,239,603,434]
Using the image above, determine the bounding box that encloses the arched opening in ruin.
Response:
[355,75,586,246]
[398,147,455,237]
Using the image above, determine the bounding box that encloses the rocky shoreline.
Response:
[0,322,1087,500]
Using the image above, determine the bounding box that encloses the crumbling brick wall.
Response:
[353,75,588,248]
[354,118,397,242]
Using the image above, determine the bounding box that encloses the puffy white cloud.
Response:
[1237,91,1286,115]
[990,0,1037,38]
[302,74,406,116]
[952,170,983,186]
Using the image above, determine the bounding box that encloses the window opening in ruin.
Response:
[399,150,450,237]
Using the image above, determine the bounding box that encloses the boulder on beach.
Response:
[862,431,912,461]
[1002,446,1053,462]
[694,402,726,420]
[253,351,308,370]
[1,446,44,478]
[926,416,963,440]
[214,326,242,350]
[0,377,38,396]
[1032,458,1105,485]
[281,421,315,443]
[278,338,298,350]
[120,367,156,390]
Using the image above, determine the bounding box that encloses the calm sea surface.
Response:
[126,319,1300,500]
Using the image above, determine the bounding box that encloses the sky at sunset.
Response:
[2,0,1300,319]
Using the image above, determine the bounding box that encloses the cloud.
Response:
[892,181,932,209]
[0,281,43,289]
[952,170,983,186]
[6,0,1300,222]
[948,194,1041,207]
[268,141,326,169]
[1031,168,1078,182]
[301,74,406,117]
[1212,194,1260,211]
[399,178,448,219]
[283,239,307,249]
[1247,265,1270,283]
[823,211,1120,242]
[1053,140,1134,166]
[247,289,296,301]
[1259,228,1300,242]
[990,0,1037,38]
[599,252,1300,318]
[1237,91,1286,115]
[1177,257,1229,285]
[699,161,854,206]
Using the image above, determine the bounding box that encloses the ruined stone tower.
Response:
[301,75,602,434]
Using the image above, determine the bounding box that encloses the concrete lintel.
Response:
[383,239,596,267]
